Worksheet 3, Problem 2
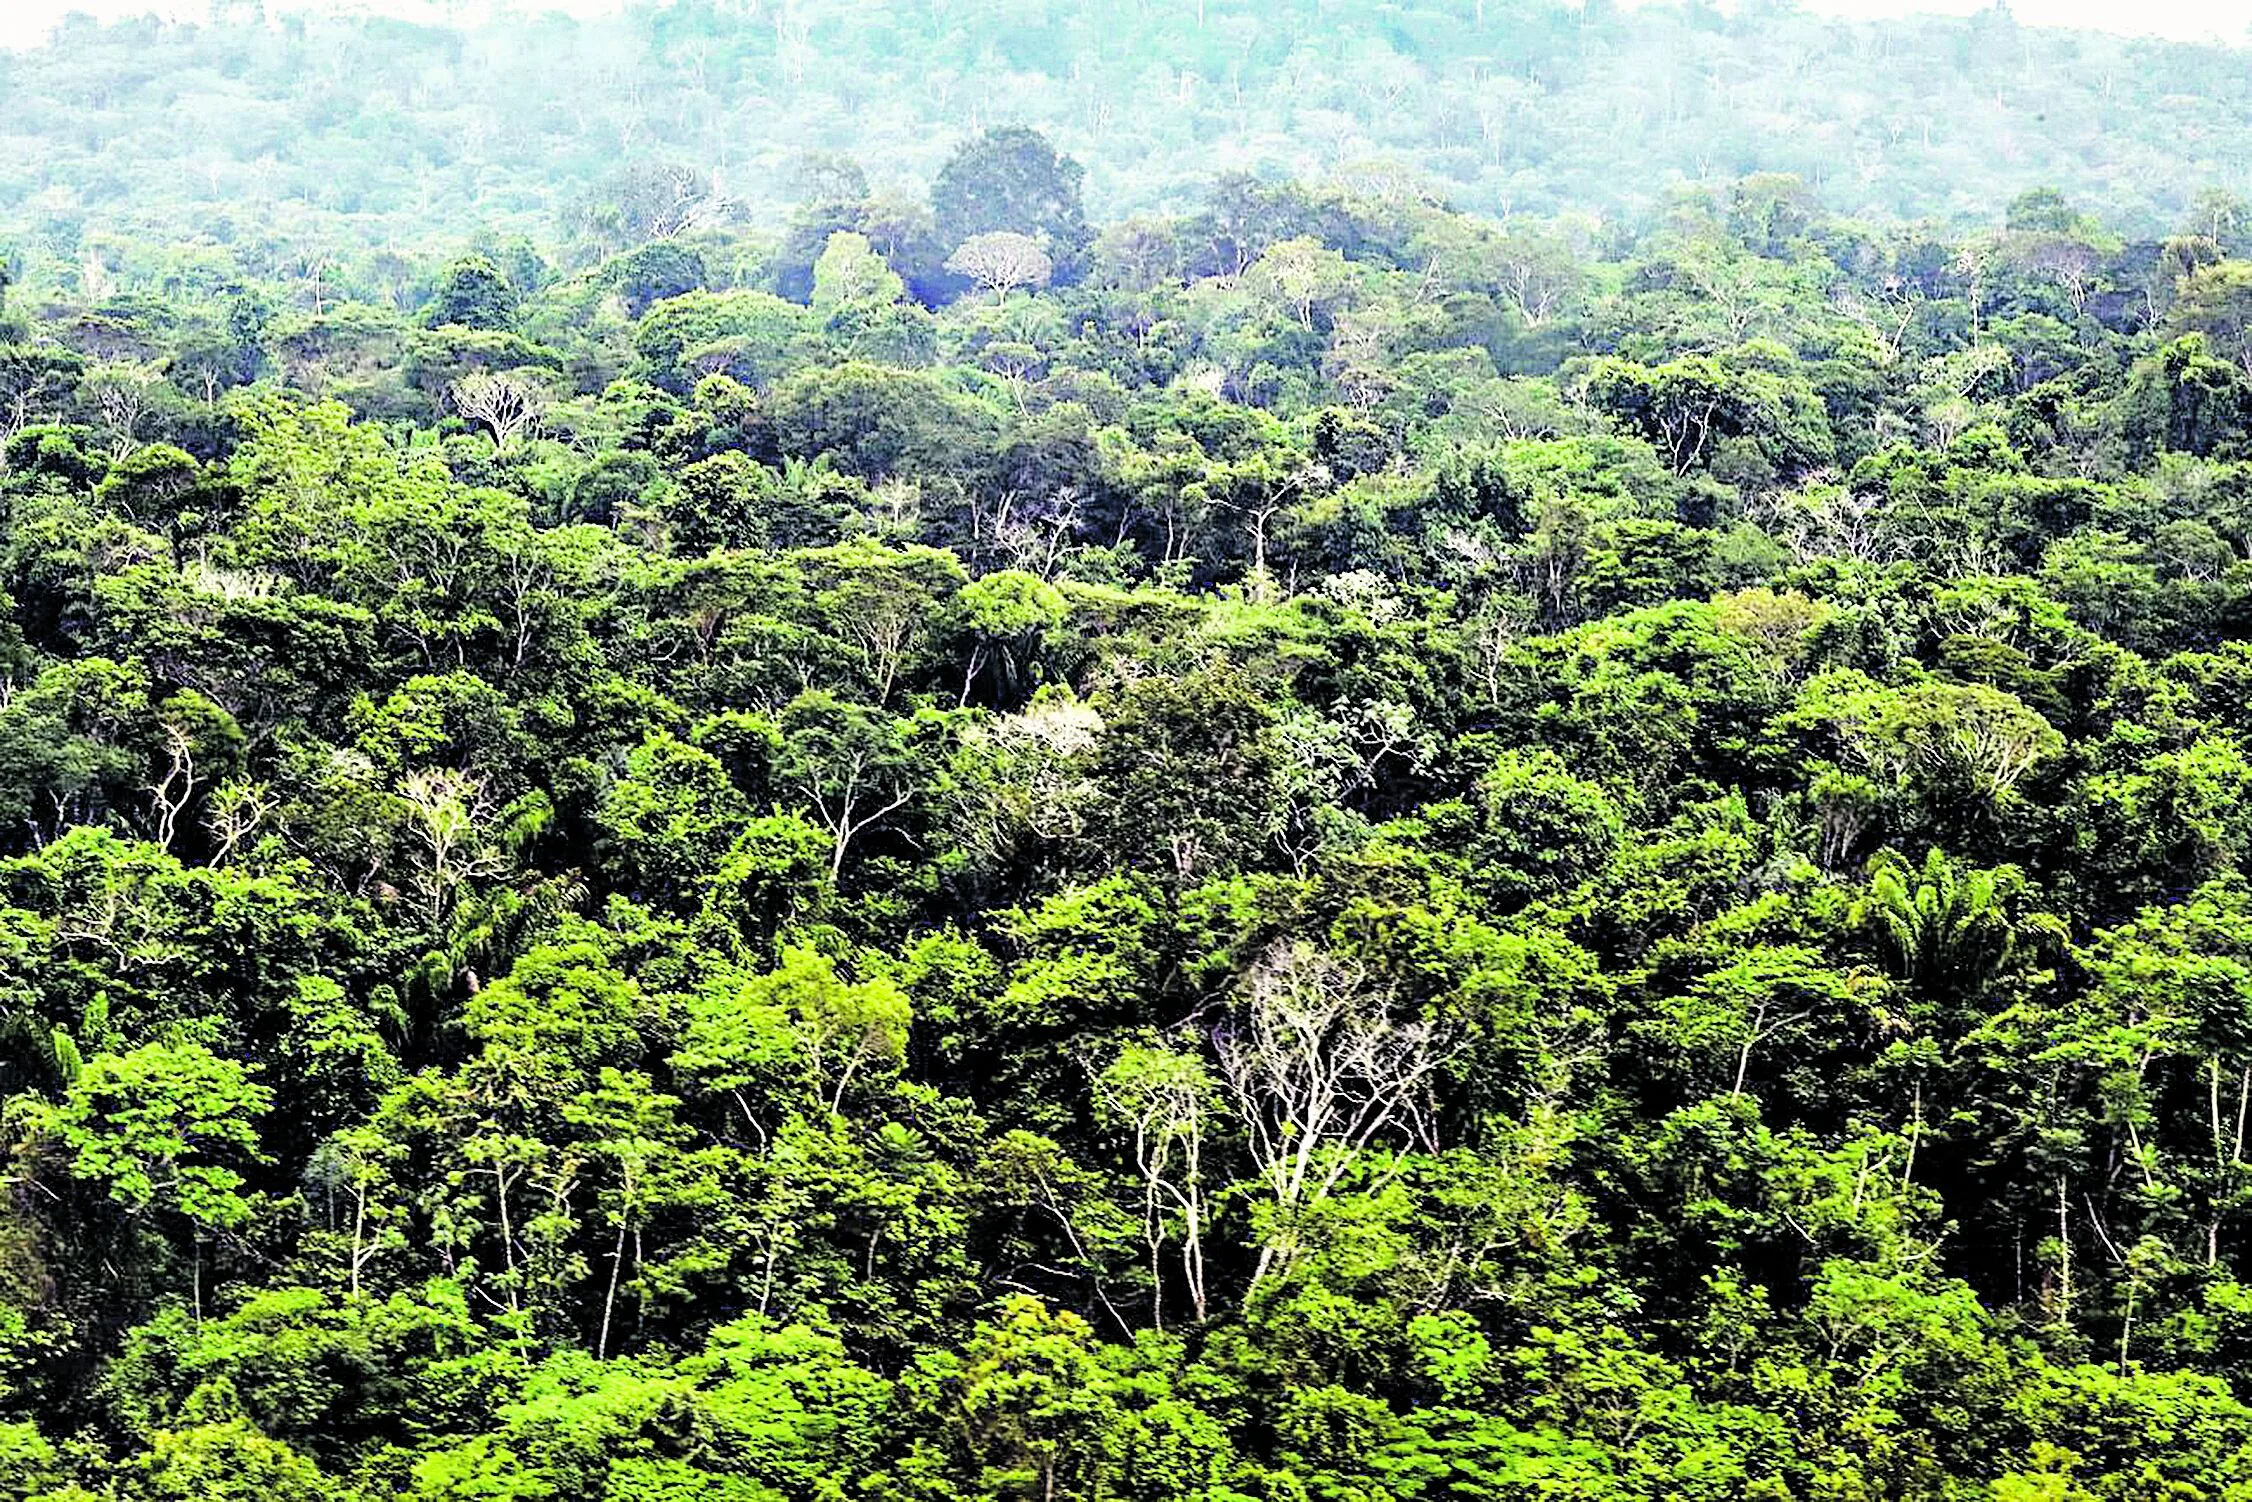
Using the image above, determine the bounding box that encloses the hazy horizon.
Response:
[3,0,2248,48]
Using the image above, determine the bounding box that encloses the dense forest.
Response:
[16,2,2252,1500]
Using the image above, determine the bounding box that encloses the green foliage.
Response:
[428,259,522,334]
[13,18,2252,1499]
[40,1041,271,1231]
[932,130,1092,283]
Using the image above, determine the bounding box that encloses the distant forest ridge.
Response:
[3,0,2251,286]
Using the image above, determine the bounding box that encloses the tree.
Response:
[1083,664,1292,883]
[932,128,1092,281]
[424,256,520,332]
[1582,345,1832,479]
[1468,747,1623,906]
[2116,336,2252,465]
[225,287,275,384]
[594,733,753,905]
[632,289,813,392]
[1639,943,1885,1109]
[800,539,967,703]
[0,342,81,443]
[952,570,1068,707]
[602,239,707,317]
[84,361,170,461]
[40,1041,273,1317]
[2170,262,2252,374]
[560,1070,720,1359]
[42,1042,270,1230]
[775,691,932,882]
[766,361,996,481]
[96,442,209,549]
[1091,1042,1214,1328]
[580,160,716,249]
[1215,942,1452,1306]
[895,1298,1120,1502]
[1243,237,1354,330]
[755,945,911,1114]
[2008,187,2088,236]
[1483,223,1589,327]
[811,230,906,314]
[122,1414,330,1502]
[448,371,549,449]
[946,233,1056,301]
[1859,847,2056,1008]
[394,767,517,929]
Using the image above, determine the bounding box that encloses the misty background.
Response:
[4,0,2252,304]
[4,0,2250,46]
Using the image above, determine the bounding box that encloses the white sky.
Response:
[1801,0,2250,37]
[0,0,2245,49]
